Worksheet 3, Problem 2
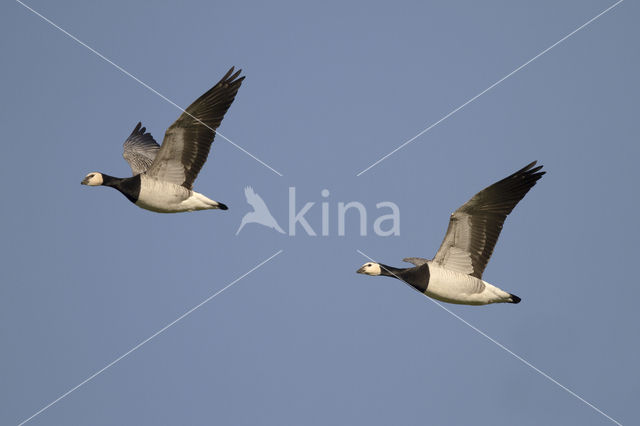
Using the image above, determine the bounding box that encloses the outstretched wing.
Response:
[432,161,545,279]
[122,122,160,175]
[146,67,245,189]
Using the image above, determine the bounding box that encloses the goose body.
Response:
[426,262,515,305]
[357,261,517,305]
[81,67,244,213]
[357,161,544,306]
[136,175,223,213]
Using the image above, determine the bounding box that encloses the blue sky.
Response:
[1,0,638,425]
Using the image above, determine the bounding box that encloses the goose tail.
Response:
[508,293,521,304]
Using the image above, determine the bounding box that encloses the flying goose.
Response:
[357,161,545,305]
[81,67,244,213]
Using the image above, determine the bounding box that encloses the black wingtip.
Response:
[223,66,244,82]
[130,121,151,137]
[509,293,521,304]
[217,203,229,211]
[520,161,544,173]
[130,122,142,136]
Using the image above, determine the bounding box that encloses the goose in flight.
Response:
[357,161,545,305]
[81,67,244,213]
[236,186,285,235]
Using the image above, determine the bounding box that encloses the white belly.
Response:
[136,177,218,213]
[425,262,512,305]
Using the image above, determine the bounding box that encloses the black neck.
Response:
[379,263,430,293]
[100,174,124,187]
[100,174,141,204]
[378,264,412,278]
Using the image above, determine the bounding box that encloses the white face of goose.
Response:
[356,262,382,276]
[81,172,103,186]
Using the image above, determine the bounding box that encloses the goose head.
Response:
[81,172,104,186]
[356,262,382,276]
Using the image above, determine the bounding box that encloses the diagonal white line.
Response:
[356,0,624,176]
[15,0,283,177]
[356,249,623,426]
[18,249,284,426]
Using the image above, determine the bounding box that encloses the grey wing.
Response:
[433,161,545,279]
[403,257,429,266]
[122,122,160,175]
[146,67,245,189]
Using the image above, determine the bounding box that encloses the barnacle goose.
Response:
[81,67,244,213]
[357,161,545,305]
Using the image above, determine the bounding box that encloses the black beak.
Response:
[356,266,366,274]
[81,177,89,185]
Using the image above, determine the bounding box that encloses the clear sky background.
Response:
[1,1,638,425]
